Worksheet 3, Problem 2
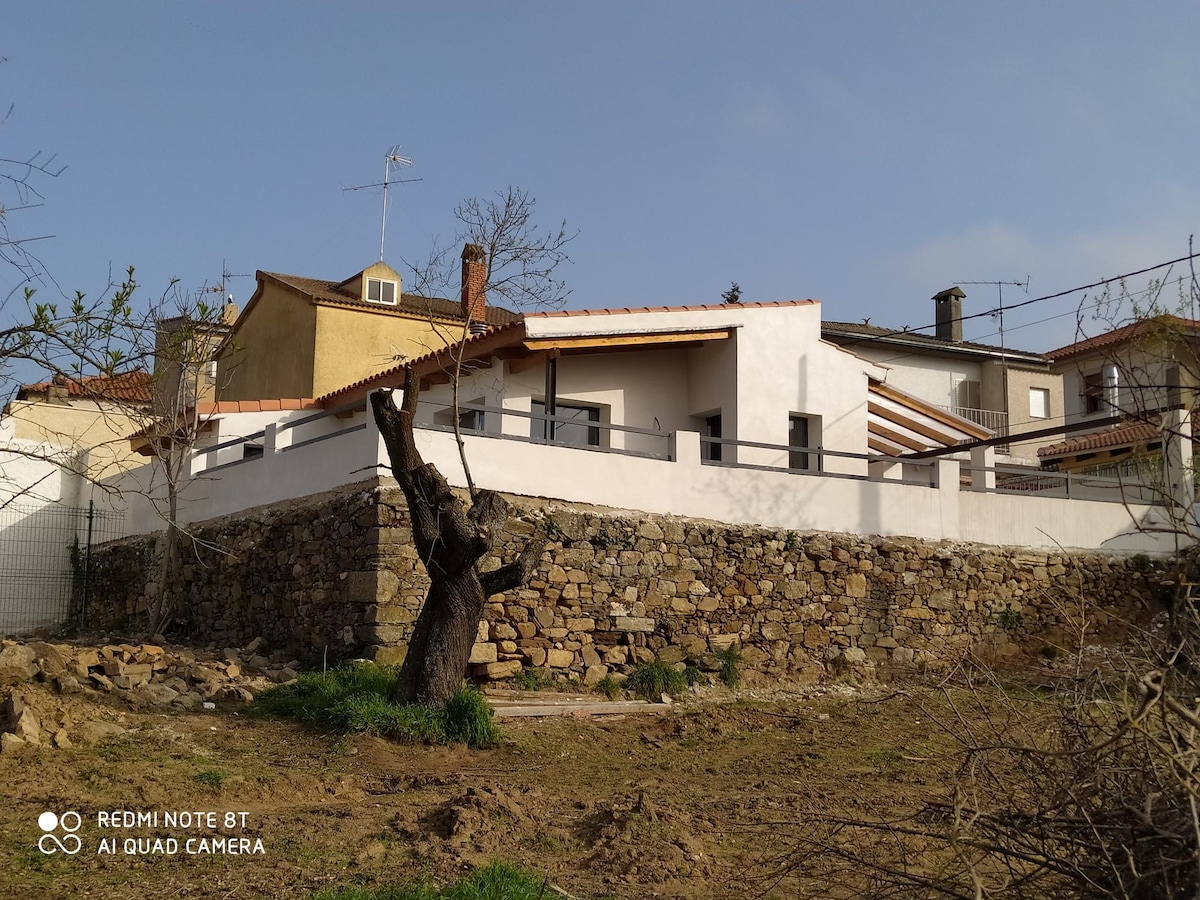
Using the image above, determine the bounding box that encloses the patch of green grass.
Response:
[255,663,499,749]
[715,645,743,688]
[512,667,553,691]
[443,685,499,749]
[627,660,690,700]
[593,675,623,700]
[309,861,552,900]
[196,768,226,789]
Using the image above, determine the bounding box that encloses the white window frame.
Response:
[1029,387,1050,420]
[365,277,398,306]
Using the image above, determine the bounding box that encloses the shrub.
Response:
[715,644,743,688]
[626,660,689,700]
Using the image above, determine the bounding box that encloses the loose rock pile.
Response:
[0,637,296,753]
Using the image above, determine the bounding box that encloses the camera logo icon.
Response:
[38,811,82,855]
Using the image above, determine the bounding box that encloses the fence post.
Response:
[81,499,94,629]
[969,446,996,492]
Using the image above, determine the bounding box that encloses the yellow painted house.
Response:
[216,258,518,401]
[3,371,154,480]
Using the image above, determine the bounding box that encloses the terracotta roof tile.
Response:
[1045,314,1200,361]
[19,370,153,403]
[527,299,818,318]
[1038,414,1199,458]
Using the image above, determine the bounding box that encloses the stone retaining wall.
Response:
[85,480,1163,680]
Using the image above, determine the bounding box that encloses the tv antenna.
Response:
[954,277,1030,352]
[343,146,422,262]
[199,258,252,303]
[955,277,1030,419]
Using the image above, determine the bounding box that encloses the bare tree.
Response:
[372,187,574,704]
[114,284,232,635]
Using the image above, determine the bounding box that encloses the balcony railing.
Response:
[939,405,1009,451]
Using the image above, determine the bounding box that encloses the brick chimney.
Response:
[933,286,966,343]
[461,243,487,332]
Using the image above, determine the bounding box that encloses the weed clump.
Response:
[255,663,499,749]
[593,675,623,700]
[627,659,690,700]
[715,644,743,688]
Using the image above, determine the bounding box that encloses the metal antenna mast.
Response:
[343,146,422,262]
[955,277,1030,426]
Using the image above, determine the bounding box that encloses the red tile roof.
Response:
[126,398,320,443]
[1037,414,1199,459]
[527,299,818,317]
[1046,315,1200,361]
[18,370,153,404]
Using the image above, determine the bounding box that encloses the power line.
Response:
[835,251,1200,353]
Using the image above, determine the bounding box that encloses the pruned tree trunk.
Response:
[371,368,543,705]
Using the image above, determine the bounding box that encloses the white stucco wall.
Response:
[98,408,1164,553]
[852,348,982,410]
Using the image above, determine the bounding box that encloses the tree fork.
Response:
[370,371,544,704]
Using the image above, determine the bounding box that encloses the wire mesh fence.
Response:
[0,501,126,636]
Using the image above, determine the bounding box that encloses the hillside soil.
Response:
[0,669,1049,900]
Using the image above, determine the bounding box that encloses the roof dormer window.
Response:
[366,277,397,306]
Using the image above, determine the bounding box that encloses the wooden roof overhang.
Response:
[413,326,735,389]
[867,380,991,457]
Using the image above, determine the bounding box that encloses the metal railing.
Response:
[698,435,940,486]
[416,399,673,460]
[960,463,1162,504]
[940,405,1010,451]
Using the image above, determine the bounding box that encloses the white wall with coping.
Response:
[96,406,1166,552]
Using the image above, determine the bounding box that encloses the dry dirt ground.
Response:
[0,672,1008,900]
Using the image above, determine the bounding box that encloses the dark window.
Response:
[703,414,723,462]
[1083,372,1104,414]
[242,443,264,461]
[789,415,812,470]
[530,400,600,447]
[1167,366,1181,407]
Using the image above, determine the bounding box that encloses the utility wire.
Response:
[833,251,1200,354]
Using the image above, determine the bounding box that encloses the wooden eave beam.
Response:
[520,328,733,354]
[869,381,991,440]
[868,421,929,453]
[868,437,902,456]
[507,349,560,376]
[868,402,960,447]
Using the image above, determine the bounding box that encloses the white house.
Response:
[91,298,1177,553]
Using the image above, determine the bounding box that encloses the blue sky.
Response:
[4,2,1199,355]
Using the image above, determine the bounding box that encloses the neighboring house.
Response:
[2,371,153,480]
[822,287,1063,463]
[215,253,519,402]
[1039,314,1200,474]
[152,298,238,409]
